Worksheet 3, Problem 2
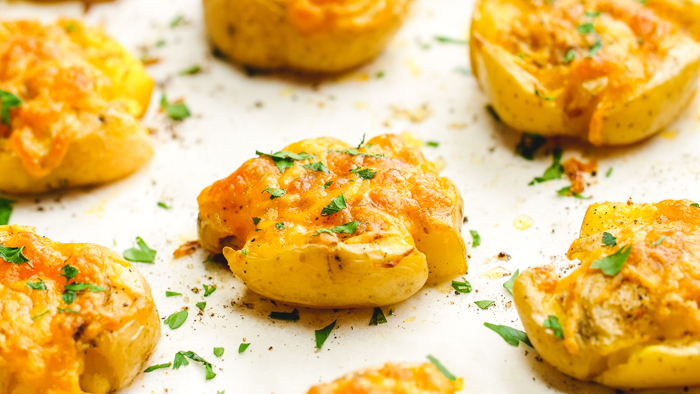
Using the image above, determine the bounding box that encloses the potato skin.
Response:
[202,0,412,73]
[0,19,154,194]
[514,200,700,389]
[307,362,464,394]
[470,0,700,145]
[0,225,160,394]
[198,134,467,308]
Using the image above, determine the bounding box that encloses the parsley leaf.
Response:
[652,235,667,247]
[425,141,439,147]
[166,291,182,297]
[32,310,49,320]
[529,149,564,185]
[563,49,576,63]
[557,186,590,199]
[157,201,170,209]
[452,277,472,293]
[369,307,387,326]
[179,65,201,75]
[691,203,700,209]
[170,15,183,28]
[253,217,262,226]
[160,95,191,121]
[606,167,613,177]
[302,162,330,173]
[275,222,284,230]
[203,284,216,297]
[173,352,189,369]
[0,90,22,126]
[123,236,157,263]
[62,290,76,304]
[58,307,79,314]
[196,301,206,310]
[588,40,603,57]
[435,36,468,45]
[173,351,216,380]
[323,181,333,189]
[590,246,632,275]
[329,148,386,158]
[269,309,299,322]
[263,188,285,199]
[516,133,546,161]
[58,264,78,282]
[312,221,360,236]
[213,347,224,357]
[585,11,601,17]
[315,320,337,349]
[535,89,554,101]
[484,322,532,347]
[544,315,563,339]
[321,194,347,216]
[238,343,250,353]
[0,197,16,225]
[357,133,366,149]
[602,232,617,247]
[64,283,106,292]
[426,355,457,381]
[577,23,595,34]
[257,151,316,173]
[350,167,377,180]
[164,309,188,329]
[475,300,495,309]
[0,245,31,267]
[503,269,519,295]
[144,363,171,372]
[27,279,47,290]
[469,230,481,247]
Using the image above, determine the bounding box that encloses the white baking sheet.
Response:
[2,0,700,393]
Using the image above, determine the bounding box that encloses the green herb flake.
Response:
[164,309,188,329]
[157,202,170,209]
[0,90,22,126]
[58,307,79,314]
[535,89,555,101]
[32,310,49,320]
[160,95,191,121]
[557,186,590,199]
[323,181,333,189]
[253,217,262,226]
[585,11,601,17]
[203,284,216,297]
[27,279,47,290]
[275,222,285,230]
[170,15,183,28]
[238,343,250,353]
[144,363,171,373]
[435,36,467,45]
[452,277,472,294]
[321,194,347,216]
[544,315,564,338]
[262,188,286,199]
[329,148,386,159]
[166,291,182,297]
[0,197,15,225]
[241,249,248,256]
[516,133,546,161]
[588,40,603,57]
[173,351,216,380]
[357,133,366,149]
[312,221,360,236]
[369,307,387,326]
[315,320,337,349]
[602,232,617,247]
[470,230,481,247]
[64,283,106,292]
[475,300,495,309]
[563,49,576,63]
[123,236,157,263]
[484,322,532,347]
[577,22,595,34]
[350,167,377,180]
[196,301,206,310]
[590,245,632,276]
[0,245,31,267]
[156,40,166,48]
[691,203,700,209]
[503,269,519,295]
[302,162,330,173]
[179,65,201,75]
[65,23,76,33]
[652,235,667,247]
[376,71,385,78]
[213,347,224,357]
[606,167,614,177]
[425,141,439,148]
[256,151,316,172]
[529,149,564,185]
[62,290,76,304]
[269,309,300,322]
[426,355,457,381]
[58,264,79,282]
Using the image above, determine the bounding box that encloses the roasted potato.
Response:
[0,225,160,394]
[514,199,700,389]
[0,19,154,194]
[470,0,700,145]
[202,0,412,73]
[198,134,466,308]
[307,362,464,393]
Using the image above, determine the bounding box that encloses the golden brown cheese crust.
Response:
[198,134,466,308]
[202,0,412,72]
[0,19,153,193]
[470,0,700,145]
[306,362,464,394]
[513,200,700,388]
[0,225,160,394]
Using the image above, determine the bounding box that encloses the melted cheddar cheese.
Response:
[287,0,404,34]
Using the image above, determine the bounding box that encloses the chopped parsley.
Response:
[602,232,617,247]
[173,351,216,380]
[588,40,603,57]
[590,245,632,276]
[503,269,519,295]
[27,279,47,290]
[323,181,333,189]
[0,90,22,126]
[196,301,206,310]
[263,188,285,199]
[170,15,183,28]
[691,203,700,209]
[253,217,262,226]
[350,167,377,180]
[426,355,457,381]
[123,236,157,263]
[166,291,182,297]
[213,347,224,357]
[144,363,171,372]
[652,235,667,247]
[315,320,337,349]
[557,186,590,199]
[312,221,360,236]
[376,71,385,78]
[434,36,468,45]
[0,197,15,225]
[302,162,330,173]
[563,49,576,63]
[321,194,347,216]
[452,277,472,293]
[241,249,248,256]
[157,201,170,209]
[164,309,188,329]
[64,283,107,292]
[369,307,387,326]
[203,284,216,297]
[486,105,501,122]
[58,264,78,282]
[535,89,554,101]
[58,307,79,314]
[516,133,546,161]
[256,151,316,172]
[475,300,495,309]
[238,343,250,353]
[577,23,595,34]
[160,95,191,121]
[529,149,564,185]
[32,310,49,320]
[425,141,439,147]
[585,11,601,17]
[179,65,201,75]
[357,133,366,149]
[469,230,481,247]
[269,309,300,322]
[275,222,285,230]
[544,315,564,339]
[329,148,386,158]
[0,245,31,267]
[484,322,532,347]
[606,167,614,177]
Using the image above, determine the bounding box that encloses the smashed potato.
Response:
[197,134,466,308]
[470,0,700,145]
[0,225,160,394]
[307,362,464,394]
[203,0,412,73]
[0,19,154,194]
[514,200,700,389]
